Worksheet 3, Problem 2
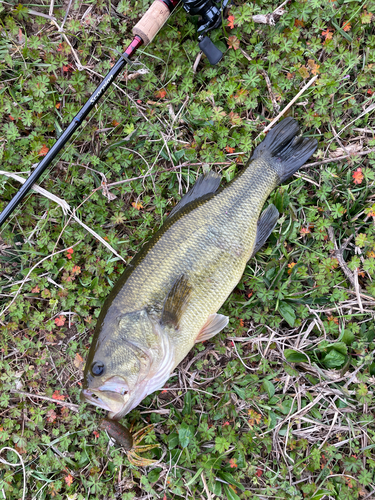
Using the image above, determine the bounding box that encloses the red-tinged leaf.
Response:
[298,66,309,79]
[342,21,351,31]
[132,201,143,210]
[307,59,320,75]
[228,35,240,50]
[229,458,238,468]
[61,407,70,418]
[367,89,374,95]
[155,89,167,99]
[9,115,15,121]
[47,409,57,423]
[38,144,49,156]
[294,19,305,27]
[225,146,235,153]
[64,474,73,487]
[15,444,26,455]
[71,265,81,275]
[112,119,120,126]
[31,285,40,293]
[352,167,364,185]
[52,390,65,401]
[327,315,339,324]
[54,316,65,326]
[228,111,242,126]
[361,10,372,24]
[256,468,263,477]
[233,88,248,102]
[56,102,61,109]
[227,15,235,29]
[287,262,296,274]
[73,352,84,370]
[322,27,334,42]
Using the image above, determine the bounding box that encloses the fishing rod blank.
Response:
[0,0,179,228]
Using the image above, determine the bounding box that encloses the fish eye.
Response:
[91,361,105,376]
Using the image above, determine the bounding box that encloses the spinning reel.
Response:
[182,0,230,65]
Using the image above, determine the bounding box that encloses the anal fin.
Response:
[250,204,279,259]
[161,274,192,330]
[195,313,229,343]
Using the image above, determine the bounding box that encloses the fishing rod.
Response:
[0,0,228,228]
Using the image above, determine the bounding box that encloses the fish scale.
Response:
[82,117,317,418]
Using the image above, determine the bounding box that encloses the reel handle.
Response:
[199,36,223,65]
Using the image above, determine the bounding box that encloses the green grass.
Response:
[1,0,375,498]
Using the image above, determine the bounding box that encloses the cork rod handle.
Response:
[133,0,171,46]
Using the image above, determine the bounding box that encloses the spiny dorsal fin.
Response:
[250,117,317,183]
[168,171,221,218]
[195,313,229,343]
[161,274,192,329]
[250,204,279,259]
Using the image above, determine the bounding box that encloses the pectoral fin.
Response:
[161,274,192,329]
[195,313,229,343]
[250,204,279,258]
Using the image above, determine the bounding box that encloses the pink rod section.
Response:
[124,35,144,58]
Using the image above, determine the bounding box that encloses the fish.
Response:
[81,117,317,419]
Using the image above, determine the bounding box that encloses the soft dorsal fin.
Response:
[195,313,229,343]
[168,171,221,218]
[250,204,279,259]
[161,274,192,329]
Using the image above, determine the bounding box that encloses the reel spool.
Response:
[182,0,230,65]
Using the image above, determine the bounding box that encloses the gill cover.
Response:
[82,308,176,419]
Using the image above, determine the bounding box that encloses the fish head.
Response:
[81,308,173,419]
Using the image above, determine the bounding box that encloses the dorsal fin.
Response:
[168,171,221,218]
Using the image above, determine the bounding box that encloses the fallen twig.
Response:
[252,0,287,25]
[256,75,318,139]
[0,241,81,319]
[0,447,26,500]
[0,170,125,263]
[10,389,79,412]
[303,148,375,168]
[260,69,280,113]
[327,228,356,288]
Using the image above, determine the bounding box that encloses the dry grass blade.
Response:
[256,75,319,138]
[0,170,126,263]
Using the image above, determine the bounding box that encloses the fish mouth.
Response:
[81,376,130,417]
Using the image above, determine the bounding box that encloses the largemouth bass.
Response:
[82,118,317,419]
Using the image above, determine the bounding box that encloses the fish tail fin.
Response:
[251,117,317,183]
